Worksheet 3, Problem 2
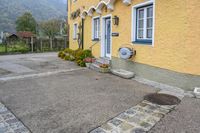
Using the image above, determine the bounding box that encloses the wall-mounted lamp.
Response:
[113,16,119,26]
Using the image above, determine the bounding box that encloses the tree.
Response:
[40,19,61,50]
[40,19,61,37]
[16,12,37,33]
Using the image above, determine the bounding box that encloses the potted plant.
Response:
[83,57,95,68]
[99,64,110,73]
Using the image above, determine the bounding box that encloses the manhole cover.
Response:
[144,93,181,105]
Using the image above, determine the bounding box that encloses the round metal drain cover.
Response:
[144,93,181,105]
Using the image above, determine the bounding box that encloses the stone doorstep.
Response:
[98,57,111,64]
[111,69,135,79]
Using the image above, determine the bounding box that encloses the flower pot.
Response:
[99,67,110,73]
[85,63,91,68]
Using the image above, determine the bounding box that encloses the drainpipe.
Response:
[81,18,84,49]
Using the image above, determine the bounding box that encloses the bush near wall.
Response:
[58,48,93,67]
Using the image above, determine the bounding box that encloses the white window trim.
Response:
[92,16,100,41]
[73,23,78,40]
[131,0,155,46]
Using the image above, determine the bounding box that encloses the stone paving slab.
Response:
[0,102,30,133]
[90,95,178,133]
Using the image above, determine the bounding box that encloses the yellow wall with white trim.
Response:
[68,0,200,75]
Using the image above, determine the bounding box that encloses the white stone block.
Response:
[111,69,135,79]
[194,87,200,99]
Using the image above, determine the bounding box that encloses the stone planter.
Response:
[194,87,200,98]
[85,63,91,68]
[99,67,110,73]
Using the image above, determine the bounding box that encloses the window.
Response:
[73,23,78,40]
[136,5,153,42]
[92,17,100,40]
[132,2,154,44]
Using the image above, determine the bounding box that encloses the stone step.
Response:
[111,69,135,79]
[95,57,110,65]
[89,63,110,73]
[89,63,101,72]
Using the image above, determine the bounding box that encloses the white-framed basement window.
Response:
[132,1,155,45]
[73,23,78,40]
[92,17,100,41]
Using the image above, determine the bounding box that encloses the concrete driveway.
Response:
[0,53,158,133]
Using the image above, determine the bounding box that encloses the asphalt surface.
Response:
[0,53,158,133]
[149,97,200,133]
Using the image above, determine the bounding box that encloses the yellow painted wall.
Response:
[185,0,200,75]
[68,0,200,75]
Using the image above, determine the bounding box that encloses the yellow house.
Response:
[68,0,200,90]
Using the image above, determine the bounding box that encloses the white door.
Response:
[104,18,111,58]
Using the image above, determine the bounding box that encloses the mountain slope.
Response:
[0,0,66,32]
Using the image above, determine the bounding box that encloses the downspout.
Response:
[81,18,84,49]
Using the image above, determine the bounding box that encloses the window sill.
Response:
[73,38,77,40]
[92,38,100,41]
[132,41,152,45]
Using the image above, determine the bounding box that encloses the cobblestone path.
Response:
[0,102,30,133]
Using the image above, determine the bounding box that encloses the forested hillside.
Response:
[0,0,66,32]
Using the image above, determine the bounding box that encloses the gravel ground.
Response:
[149,97,200,133]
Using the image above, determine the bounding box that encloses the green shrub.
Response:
[58,51,63,57]
[64,48,74,54]
[75,49,84,60]
[83,50,92,57]
[64,55,70,61]
[58,48,93,67]
[60,53,66,59]
[69,56,75,61]
[74,49,93,67]
[79,61,86,67]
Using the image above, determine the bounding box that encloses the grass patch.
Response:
[0,41,29,54]
[0,45,6,53]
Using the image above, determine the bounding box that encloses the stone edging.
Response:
[0,102,30,133]
[90,98,177,133]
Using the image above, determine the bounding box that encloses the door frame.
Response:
[101,14,112,59]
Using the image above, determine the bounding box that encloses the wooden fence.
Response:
[0,36,69,54]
